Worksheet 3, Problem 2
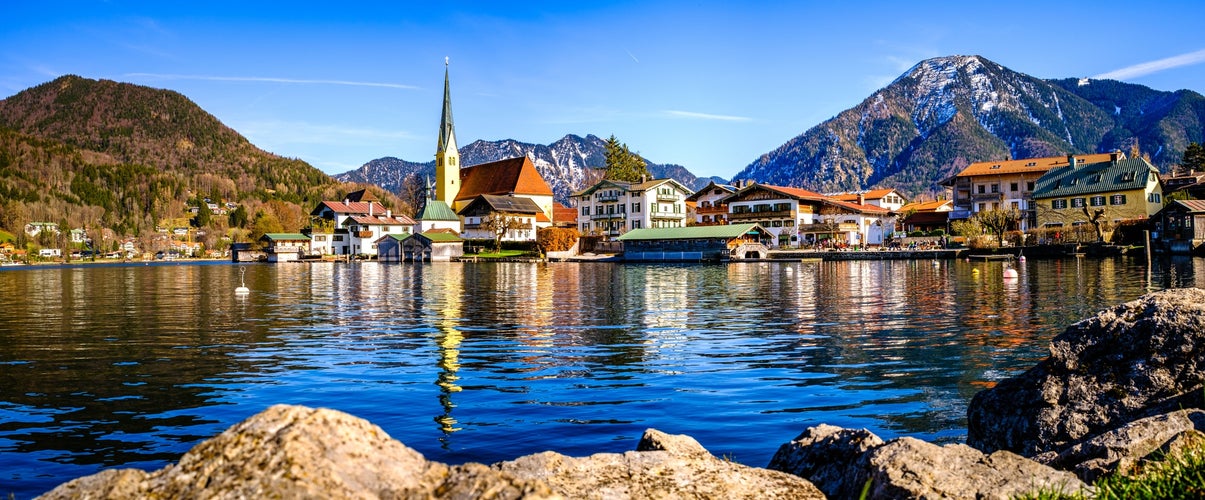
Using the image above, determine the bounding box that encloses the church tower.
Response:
[435,58,460,205]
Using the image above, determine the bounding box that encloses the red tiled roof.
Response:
[312,200,388,216]
[456,156,554,202]
[535,212,551,223]
[345,214,416,226]
[552,202,578,224]
[900,200,952,212]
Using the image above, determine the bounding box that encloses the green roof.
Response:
[400,231,463,243]
[1032,157,1158,199]
[616,223,765,241]
[262,233,310,241]
[418,199,460,221]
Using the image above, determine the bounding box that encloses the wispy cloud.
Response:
[1092,49,1205,80]
[664,110,752,122]
[124,73,420,90]
[626,50,640,63]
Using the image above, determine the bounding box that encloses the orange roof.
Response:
[900,200,952,212]
[955,153,1117,178]
[456,156,554,202]
[757,184,827,200]
[552,202,578,224]
[535,212,551,223]
[345,214,416,226]
[746,184,888,214]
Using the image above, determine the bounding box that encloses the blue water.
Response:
[0,257,1199,497]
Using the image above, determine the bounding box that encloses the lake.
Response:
[2,257,1202,497]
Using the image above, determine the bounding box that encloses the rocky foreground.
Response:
[41,289,1205,499]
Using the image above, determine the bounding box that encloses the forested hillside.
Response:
[0,75,400,254]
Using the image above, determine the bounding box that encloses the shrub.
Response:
[537,227,580,252]
[927,229,946,237]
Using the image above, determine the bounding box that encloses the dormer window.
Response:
[990,164,1001,169]
[1121,171,1136,182]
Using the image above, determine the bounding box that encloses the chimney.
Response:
[858,193,865,205]
[386,209,391,219]
[1067,154,1077,168]
[1110,150,1121,163]
[369,202,374,217]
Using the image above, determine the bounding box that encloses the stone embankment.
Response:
[40,289,1205,499]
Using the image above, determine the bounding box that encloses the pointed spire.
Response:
[437,59,456,154]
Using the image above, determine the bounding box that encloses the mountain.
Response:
[732,55,1205,196]
[334,134,725,206]
[0,75,398,246]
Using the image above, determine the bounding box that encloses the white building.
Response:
[571,178,694,238]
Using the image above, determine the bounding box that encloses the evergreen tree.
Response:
[603,135,650,182]
[1184,143,1205,171]
[228,205,249,229]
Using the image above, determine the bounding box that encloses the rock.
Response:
[497,429,825,499]
[968,289,1205,458]
[1043,409,1205,482]
[861,438,1089,499]
[39,406,822,499]
[767,424,884,499]
[39,404,554,499]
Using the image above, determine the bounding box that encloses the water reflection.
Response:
[2,257,1204,497]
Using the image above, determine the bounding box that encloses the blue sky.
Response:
[2,1,1204,180]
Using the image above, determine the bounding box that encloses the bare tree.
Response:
[1081,206,1107,242]
[974,209,1020,247]
[482,212,527,252]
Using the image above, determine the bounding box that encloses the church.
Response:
[418,61,556,241]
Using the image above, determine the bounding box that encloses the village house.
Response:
[827,188,909,211]
[898,199,953,234]
[616,223,773,261]
[1031,153,1163,240]
[458,194,543,242]
[720,183,894,248]
[259,233,312,263]
[571,177,694,238]
[24,222,59,237]
[341,211,417,256]
[943,153,1116,231]
[1152,199,1205,254]
[684,180,736,226]
[308,189,402,256]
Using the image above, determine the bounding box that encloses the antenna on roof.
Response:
[445,56,449,66]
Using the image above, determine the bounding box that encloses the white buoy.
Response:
[235,267,250,294]
[1003,268,1019,279]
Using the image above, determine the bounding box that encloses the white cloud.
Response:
[123,73,420,90]
[664,110,752,122]
[1092,49,1205,80]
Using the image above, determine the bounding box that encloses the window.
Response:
[632,203,640,212]
[978,203,986,212]
[1052,199,1068,209]
[977,185,986,194]
[1010,182,1019,192]
[1071,198,1086,208]
[1121,171,1136,182]
[1148,193,1161,203]
[334,235,345,241]
[582,206,589,215]
[1111,194,1127,205]
[1090,196,1106,206]
[1011,202,1019,210]
[991,184,1000,194]
[1027,181,1035,191]
[1090,174,1102,183]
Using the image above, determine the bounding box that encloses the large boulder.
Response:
[1042,409,1205,482]
[861,438,1088,499]
[968,288,1205,457]
[768,425,1088,499]
[497,429,824,499]
[39,405,823,499]
[767,424,884,499]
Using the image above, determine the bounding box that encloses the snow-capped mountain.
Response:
[732,55,1204,196]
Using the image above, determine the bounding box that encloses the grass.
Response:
[1016,436,1205,499]
[0,229,14,244]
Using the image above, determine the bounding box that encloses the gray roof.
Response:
[1032,157,1159,199]
[616,223,767,241]
[458,194,542,215]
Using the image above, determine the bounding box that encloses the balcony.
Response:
[651,212,686,220]
[696,205,727,215]
[355,230,374,238]
[591,212,626,220]
[656,193,679,202]
[596,194,620,202]
[970,193,1003,202]
[729,210,795,220]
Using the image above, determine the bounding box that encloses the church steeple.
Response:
[435,57,460,204]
